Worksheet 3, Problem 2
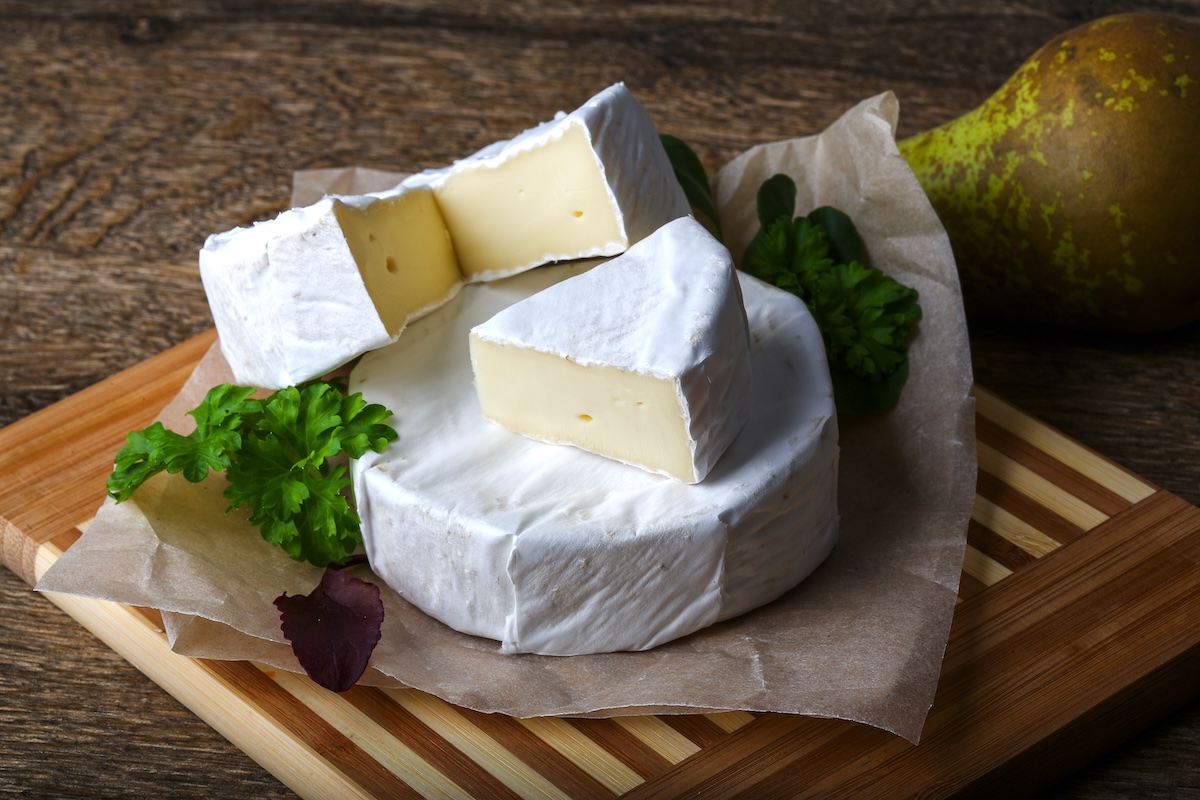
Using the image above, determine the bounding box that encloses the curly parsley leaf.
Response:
[660,133,723,242]
[107,384,260,501]
[107,379,397,566]
[742,174,922,415]
[338,390,403,459]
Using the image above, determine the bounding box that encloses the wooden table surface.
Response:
[3,1,1199,797]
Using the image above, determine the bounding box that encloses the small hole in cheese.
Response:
[578,414,593,423]
[572,210,584,219]
[385,256,398,274]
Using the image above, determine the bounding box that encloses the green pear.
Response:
[899,12,1200,333]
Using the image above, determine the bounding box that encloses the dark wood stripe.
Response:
[203,660,425,800]
[957,569,989,601]
[453,706,619,799]
[967,517,1041,573]
[620,714,878,799]
[342,686,525,800]
[977,415,1134,517]
[50,527,83,554]
[659,714,734,749]
[571,717,676,780]
[976,469,1088,545]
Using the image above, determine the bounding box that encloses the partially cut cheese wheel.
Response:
[468,216,752,483]
[200,82,688,389]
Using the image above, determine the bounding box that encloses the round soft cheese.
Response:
[350,263,839,656]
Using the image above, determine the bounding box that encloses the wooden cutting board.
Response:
[3,329,1199,799]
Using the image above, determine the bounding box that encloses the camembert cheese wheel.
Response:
[350,259,839,656]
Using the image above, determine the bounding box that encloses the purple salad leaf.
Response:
[274,566,384,692]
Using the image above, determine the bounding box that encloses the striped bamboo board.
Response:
[4,330,1200,798]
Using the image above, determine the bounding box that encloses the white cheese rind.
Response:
[350,264,839,656]
[200,83,685,389]
[468,216,752,483]
[200,197,390,390]
[199,185,463,390]
[432,82,691,281]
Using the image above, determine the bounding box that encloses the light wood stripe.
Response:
[204,660,428,800]
[260,669,472,800]
[962,545,1014,586]
[977,441,1110,531]
[616,715,703,763]
[457,709,620,798]
[975,416,1132,518]
[975,470,1087,545]
[344,686,533,799]
[516,716,646,794]
[660,714,740,748]
[384,688,573,800]
[705,711,757,734]
[972,495,1062,559]
[574,718,675,778]
[975,388,1155,504]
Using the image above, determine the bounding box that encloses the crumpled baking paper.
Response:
[38,91,975,743]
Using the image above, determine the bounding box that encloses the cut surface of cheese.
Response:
[333,190,460,337]
[199,184,462,389]
[469,216,751,483]
[350,263,839,656]
[434,82,690,281]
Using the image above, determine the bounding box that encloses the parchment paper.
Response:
[38,91,975,743]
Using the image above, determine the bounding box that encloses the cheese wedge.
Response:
[434,82,690,281]
[350,262,839,656]
[200,82,688,389]
[199,184,461,390]
[469,217,751,483]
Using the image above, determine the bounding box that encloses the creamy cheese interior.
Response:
[435,122,625,279]
[469,337,695,481]
[332,190,460,336]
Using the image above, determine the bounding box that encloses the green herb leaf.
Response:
[108,379,397,567]
[807,205,863,266]
[659,133,723,241]
[740,174,922,415]
[106,384,261,501]
[755,173,796,229]
[338,391,401,459]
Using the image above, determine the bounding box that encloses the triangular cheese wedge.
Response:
[469,216,752,483]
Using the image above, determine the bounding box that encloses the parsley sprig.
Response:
[743,174,922,415]
[107,380,398,566]
[660,135,922,415]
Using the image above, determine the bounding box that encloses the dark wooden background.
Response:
[3,1,1199,796]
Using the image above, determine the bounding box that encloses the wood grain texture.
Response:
[7,371,1197,798]
[4,1,1200,797]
